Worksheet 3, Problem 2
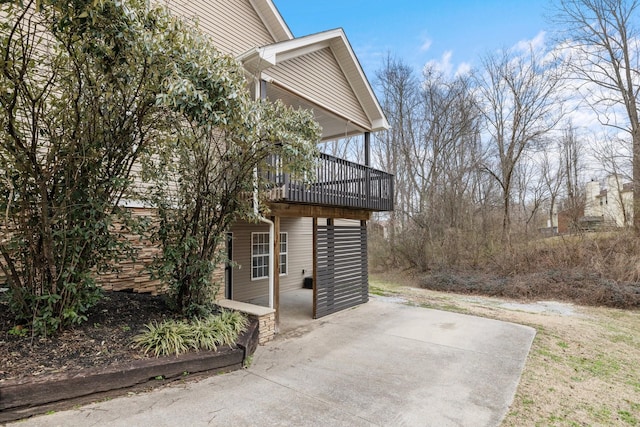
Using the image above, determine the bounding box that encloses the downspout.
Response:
[254,78,274,310]
[254,168,275,310]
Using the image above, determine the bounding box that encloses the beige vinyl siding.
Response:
[127,0,277,199]
[264,47,371,129]
[280,217,313,292]
[229,217,312,302]
[157,0,275,55]
[230,221,269,301]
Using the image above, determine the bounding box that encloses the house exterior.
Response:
[556,175,632,234]
[99,0,393,341]
[584,175,633,228]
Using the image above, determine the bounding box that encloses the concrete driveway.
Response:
[14,297,536,427]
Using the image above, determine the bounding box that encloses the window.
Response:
[251,232,288,280]
[279,232,288,276]
[251,233,269,280]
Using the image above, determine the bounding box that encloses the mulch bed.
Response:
[0,291,259,423]
[0,290,177,382]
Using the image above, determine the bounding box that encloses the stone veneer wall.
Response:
[1,208,227,301]
[256,311,276,344]
[99,207,226,299]
[216,299,276,345]
[98,208,165,294]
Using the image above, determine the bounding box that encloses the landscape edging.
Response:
[0,317,259,423]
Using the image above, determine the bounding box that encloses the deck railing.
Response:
[264,153,394,212]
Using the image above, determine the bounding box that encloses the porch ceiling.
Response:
[266,83,367,142]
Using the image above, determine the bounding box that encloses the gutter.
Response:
[254,167,275,310]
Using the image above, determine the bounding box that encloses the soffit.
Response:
[265,83,368,142]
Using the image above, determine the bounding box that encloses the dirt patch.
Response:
[0,291,176,382]
[371,274,640,426]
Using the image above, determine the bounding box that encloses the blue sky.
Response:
[274,0,552,81]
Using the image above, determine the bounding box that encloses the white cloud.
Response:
[424,51,471,78]
[514,30,547,53]
[425,50,454,76]
[420,38,433,52]
[455,62,472,77]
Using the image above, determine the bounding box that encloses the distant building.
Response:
[584,175,633,228]
[555,175,633,234]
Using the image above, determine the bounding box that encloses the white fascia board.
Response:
[259,31,340,63]
[268,28,389,132]
[238,33,334,75]
[371,117,390,132]
[276,40,331,63]
[261,72,371,131]
[325,32,389,132]
[249,0,293,42]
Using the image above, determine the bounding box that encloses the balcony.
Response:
[264,153,394,212]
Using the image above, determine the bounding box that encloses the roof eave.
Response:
[248,0,294,42]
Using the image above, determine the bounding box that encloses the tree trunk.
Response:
[633,130,640,232]
[502,189,511,246]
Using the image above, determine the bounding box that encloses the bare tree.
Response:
[562,123,583,203]
[374,55,419,266]
[406,67,484,266]
[556,122,587,230]
[318,136,362,164]
[476,46,565,244]
[556,0,640,229]
[374,56,487,269]
[539,148,566,232]
[514,157,549,235]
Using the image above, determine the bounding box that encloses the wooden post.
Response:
[364,132,371,205]
[273,216,280,330]
[364,132,370,167]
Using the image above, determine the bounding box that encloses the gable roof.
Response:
[237,1,389,137]
[239,28,389,135]
[163,0,387,137]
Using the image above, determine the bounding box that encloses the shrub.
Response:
[416,231,640,309]
[190,310,248,352]
[0,0,237,335]
[132,310,248,357]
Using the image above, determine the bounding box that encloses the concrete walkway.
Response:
[13,298,536,427]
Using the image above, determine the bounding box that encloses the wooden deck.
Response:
[264,153,394,212]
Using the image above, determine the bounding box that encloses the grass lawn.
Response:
[370,273,640,427]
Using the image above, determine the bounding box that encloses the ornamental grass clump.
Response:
[131,319,192,357]
[190,310,248,351]
[132,310,248,357]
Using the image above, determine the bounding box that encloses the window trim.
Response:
[251,232,270,281]
[251,231,289,280]
[279,232,288,277]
